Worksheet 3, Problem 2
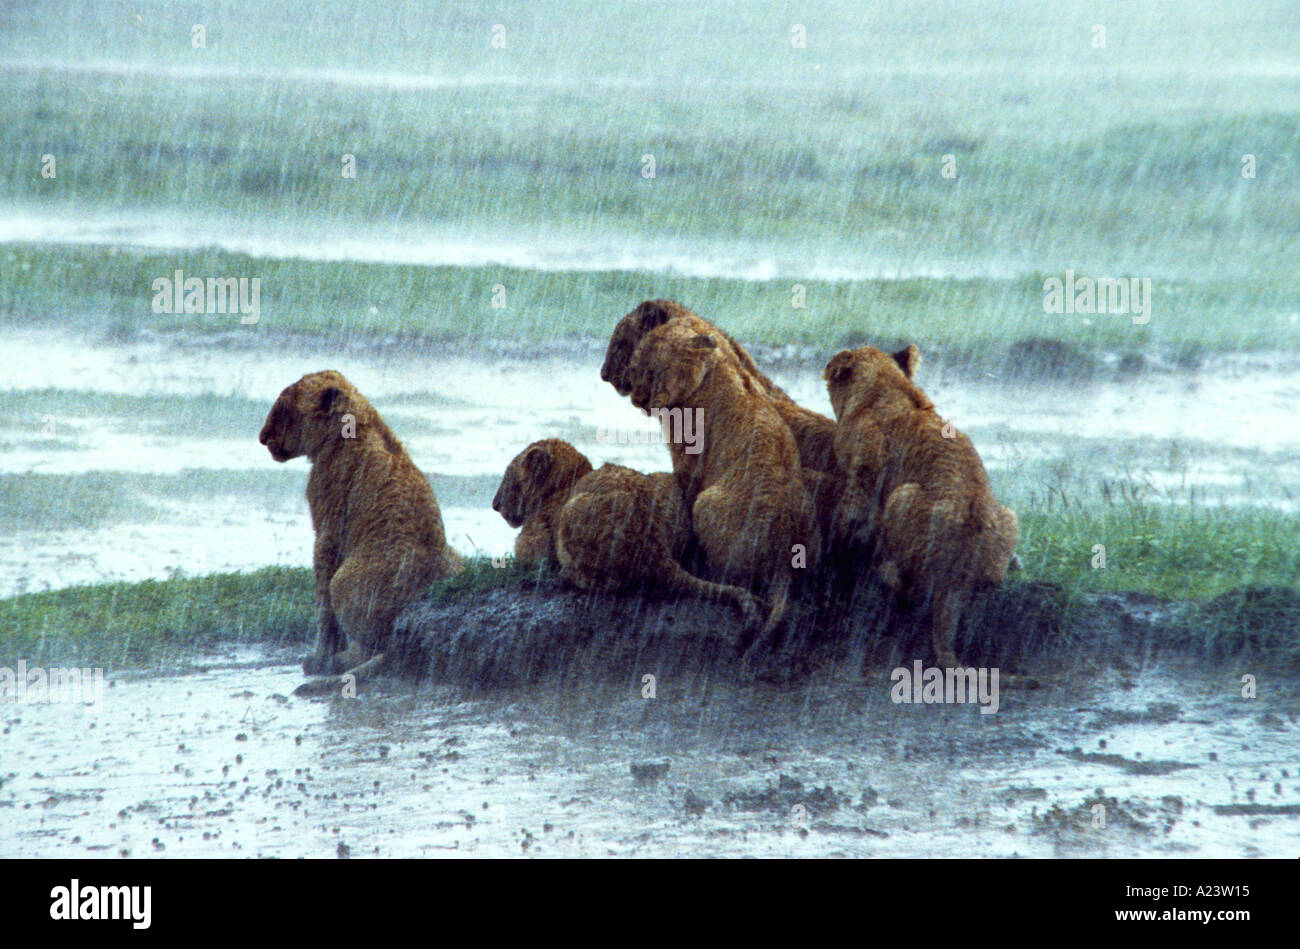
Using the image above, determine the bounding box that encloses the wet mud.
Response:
[5,587,1293,858]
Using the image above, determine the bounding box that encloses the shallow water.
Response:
[0,206,1028,282]
[0,328,1296,595]
[2,647,1296,858]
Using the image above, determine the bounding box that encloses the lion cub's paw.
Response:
[292,676,346,698]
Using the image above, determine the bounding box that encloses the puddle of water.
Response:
[2,649,1295,858]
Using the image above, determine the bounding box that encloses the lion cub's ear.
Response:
[823,350,855,385]
[522,445,553,482]
[636,300,673,332]
[892,344,921,379]
[691,333,717,350]
[317,386,345,415]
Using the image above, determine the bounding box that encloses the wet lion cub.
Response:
[824,345,1024,677]
[601,299,838,473]
[492,438,762,625]
[259,370,462,693]
[627,323,820,670]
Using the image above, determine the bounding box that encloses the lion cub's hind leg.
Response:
[929,587,1041,690]
[303,543,345,674]
[554,485,632,590]
[293,551,419,696]
[328,557,397,659]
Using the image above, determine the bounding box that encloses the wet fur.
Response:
[259,370,463,695]
[627,322,820,674]
[824,346,1033,686]
[492,439,762,624]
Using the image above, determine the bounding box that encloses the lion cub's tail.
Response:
[761,566,792,637]
[659,560,763,629]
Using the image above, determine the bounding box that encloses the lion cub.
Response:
[492,438,762,625]
[627,322,819,668]
[601,299,838,474]
[823,345,1021,675]
[259,370,462,693]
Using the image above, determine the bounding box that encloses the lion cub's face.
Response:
[492,439,591,528]
[823,345,921,418]
[626,322,720,412]
[600,299,696,395]
[259,370,353,462]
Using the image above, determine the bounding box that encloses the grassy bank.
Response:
[1017,503,1299,601]
[4,494,1297,670]
[0,567,313,670]
[4,243,1298,361]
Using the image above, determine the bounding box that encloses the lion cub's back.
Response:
[559,464,692,568]
[881,409,995,503]
[343,443,462,579]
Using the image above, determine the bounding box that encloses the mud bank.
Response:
[389,578,1296,690]
[8,582,1297,859]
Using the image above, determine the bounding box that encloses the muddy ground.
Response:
[3,585,1297,858]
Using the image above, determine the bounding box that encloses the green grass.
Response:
[419,556,556,607]
[0,558,552,669]
[3,498,1296,671]
[3,64,1297,278]
[0,567,313,669]
[1016,502,1300,602]
[4,243,1297,359]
